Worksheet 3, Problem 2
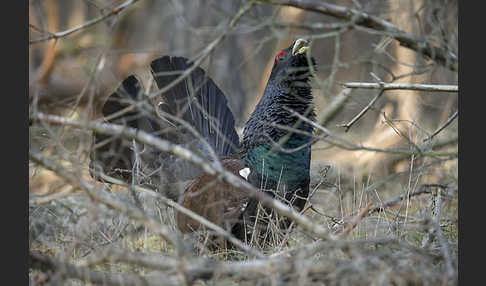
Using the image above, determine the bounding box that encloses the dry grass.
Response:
[29,132,458,285]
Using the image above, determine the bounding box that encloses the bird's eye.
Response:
[275,50,286,64]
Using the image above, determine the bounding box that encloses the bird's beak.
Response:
[292,39,310,56]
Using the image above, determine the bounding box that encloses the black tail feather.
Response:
[89,75,160,182]
[90,56,240,188]
[150,56,240,157]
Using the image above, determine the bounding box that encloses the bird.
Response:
[89,38,316,249]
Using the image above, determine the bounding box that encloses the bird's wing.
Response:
[175,158,249,235]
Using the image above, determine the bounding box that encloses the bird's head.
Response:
[268,38,316,83]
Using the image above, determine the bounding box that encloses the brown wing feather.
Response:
[175,159,248,237]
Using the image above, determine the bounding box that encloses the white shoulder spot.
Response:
[239,167,250,180]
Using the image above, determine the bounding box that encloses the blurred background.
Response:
[29,1,458,283]
[29,0,458,176]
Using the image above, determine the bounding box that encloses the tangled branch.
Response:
[29,0,141,45]
[279,0,458,71]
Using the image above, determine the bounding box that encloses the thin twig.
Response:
[146,0,255,101]
[337,201,374,237]
[434,188,456,282]
[317,87,353,127]
[96,172,264,258]
[281,0,458,71]
[29,250,182,286]
[285,107,458,158]
[29,186,76,205]
[29,0,141,45]
[368,184,447,214]
[423,111,458,142]
[30,112,335,241]
[29,150,186,252]
[339,88,385,132]
[343,82,458,92]
[91,0,255,127]
[381,112,422,153]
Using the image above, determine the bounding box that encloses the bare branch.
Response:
[146,0,255,101]
[337,201,373,237]
[29,0,141,45]
[30,112,335,241]
[285,107,458,158]
[343,82,458,92]
[316,87,352,127]
[368,184,449,214]
[279,0,458,71]
[339,88,385,132]
[95,172,264,258]
[29,150,186,252]
[29,250,182,286]
[434,189,456,282]
[29,185,75,205]
[424,111,458,142]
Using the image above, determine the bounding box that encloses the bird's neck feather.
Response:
[243,78,315,185]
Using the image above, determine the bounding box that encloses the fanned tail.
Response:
[90,56,240,196]
[150,56,239,157]
[89,75,160,183]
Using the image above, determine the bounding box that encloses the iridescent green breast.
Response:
[244,136,311,185]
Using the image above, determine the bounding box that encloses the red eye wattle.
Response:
[275,50,286,63]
